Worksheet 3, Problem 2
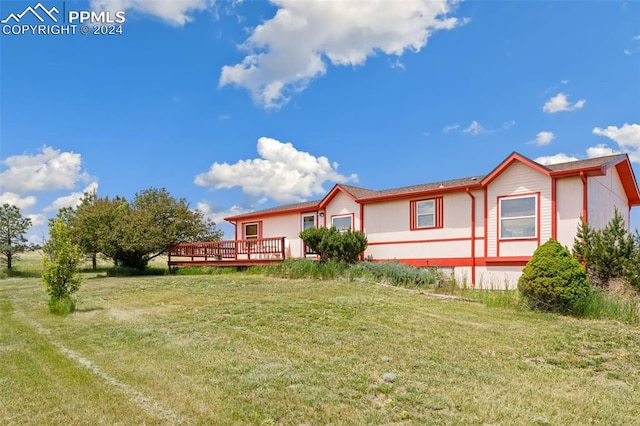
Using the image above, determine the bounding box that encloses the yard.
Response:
[2,267,640,424]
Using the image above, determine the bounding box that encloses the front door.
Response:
[302,214,316,256]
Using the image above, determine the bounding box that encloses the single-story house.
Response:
[224,152,640,289]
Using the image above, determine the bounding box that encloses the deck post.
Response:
[280,237,285,259]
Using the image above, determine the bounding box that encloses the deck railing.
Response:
[167,237,286,263]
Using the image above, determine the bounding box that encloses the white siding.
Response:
[363,191,476,261]
[475,266,522,290]
[556,177,583,249]
[240,212,315,258]
[325,191,361,231]
[486,161,552,257]
[588,168,630,230]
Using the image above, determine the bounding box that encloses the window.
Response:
[302,214,316,231]
[499,195,537,239]
[244,223,259,239]
[332,215,353,232]
[410,197,443,230]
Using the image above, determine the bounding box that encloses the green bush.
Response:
[299,227,367,263]
[48,295,76,316]
[519,239,590,312]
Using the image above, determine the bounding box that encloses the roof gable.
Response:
[481,152,551,186]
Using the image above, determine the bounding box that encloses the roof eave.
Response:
[358,182,483,203]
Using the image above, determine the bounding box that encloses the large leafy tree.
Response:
[69,188,221,270]
[0,203,32,270]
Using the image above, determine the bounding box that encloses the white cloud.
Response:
[44,182,99,213]
[634,35,640,40]
[624,49,632,56]
[534,131,555,146]
[0,146,90,193]
[194,137,358,202]
[0,192,37,210]
[534,153,580,165]
[535,140,626,166]
[27,214,46,227]
[463,120,485,135]
[196,202,252,226]
[219,0,465,108]
[502,120,516,130]
[593,123,640,162]
[585,144,619,158]
[543,93,586,113]
[442,124,460,133]
[560,79,569,84]
[89,0,212,26]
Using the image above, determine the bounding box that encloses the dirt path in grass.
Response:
[15,312,185,424]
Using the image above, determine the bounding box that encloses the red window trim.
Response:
[497,193,539,242]
[410,197,443,230]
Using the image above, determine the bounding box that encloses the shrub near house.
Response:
[518,239,590,312]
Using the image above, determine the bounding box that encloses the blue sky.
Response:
[1,0,639,241]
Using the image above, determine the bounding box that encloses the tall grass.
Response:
[572,290,640,323]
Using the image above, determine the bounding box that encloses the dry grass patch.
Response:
[1,273,640,424]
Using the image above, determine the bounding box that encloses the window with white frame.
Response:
[244,223,259,239]
[410,197,443,230]
[499,195,537,239]
[332,215,352,232]
[302,214,316,231]
[416,200,435,228]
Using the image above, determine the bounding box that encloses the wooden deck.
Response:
[167,237,286,268]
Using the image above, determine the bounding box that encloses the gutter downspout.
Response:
[465,188,476,287]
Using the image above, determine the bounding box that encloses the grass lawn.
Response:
[2,269,640,425]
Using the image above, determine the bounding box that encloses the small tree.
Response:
[572,208,634,287]
[0,203,32,270]
[42,217,82,315]
[519,239,590,312]
[300,227,367,263]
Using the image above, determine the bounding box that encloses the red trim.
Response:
[482,152,551,186]
[375,258,474,268]
[466,188,476,286]
[374,256,531,268]
[368,237,472,246]
[330,213,355,230]
[480,256,530,266]
[551,177,557,240]
[615,160,640,205]
[580,172,588,222]
[549,165,604,179]
[409,197,443,230]
[359,184,481,204]
[498,237,539,243]
[226,206,319,222]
